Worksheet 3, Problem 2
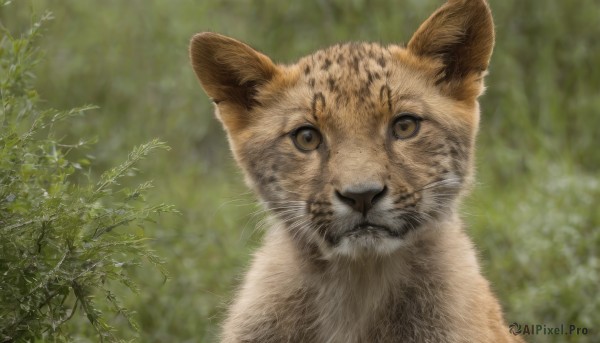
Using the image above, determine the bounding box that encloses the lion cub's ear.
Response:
[189,33,279,131]
[407,0,494,101]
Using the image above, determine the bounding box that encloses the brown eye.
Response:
[292,126,322,151]
[392,114,421,139]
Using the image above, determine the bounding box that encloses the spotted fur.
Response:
[190,0,523,342]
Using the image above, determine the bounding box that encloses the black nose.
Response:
[335,185,387,216]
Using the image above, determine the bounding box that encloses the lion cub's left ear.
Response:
[407,0,494,101]
[189,32,279,133]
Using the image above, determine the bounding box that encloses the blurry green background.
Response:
[2,0,599,342]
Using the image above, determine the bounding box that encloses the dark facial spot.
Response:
[449,147,459,158]
[366,71,374,85]
[452,160,464,178]
[327,77,337,92]
[352,56,360,72]
[324,231,339,246]
[358,84,371,98]
[310,208,334,217]
[377,56,386,68]
[394,193,414,204]
[304,65,311,75]
[321,58,332,70]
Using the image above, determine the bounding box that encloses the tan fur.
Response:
[190,0,524,342]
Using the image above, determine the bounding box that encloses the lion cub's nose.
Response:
[335,184,387,216]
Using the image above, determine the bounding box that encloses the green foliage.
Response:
[467,161,600,343]
[1,0,598,342]
[0,7,174,342]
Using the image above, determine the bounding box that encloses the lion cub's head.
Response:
[190,0,494,258]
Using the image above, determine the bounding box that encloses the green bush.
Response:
[0,7,174,342]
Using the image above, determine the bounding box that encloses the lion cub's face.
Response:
[190,0,494,258]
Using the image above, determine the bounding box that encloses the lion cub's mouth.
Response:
[345,222,401,238]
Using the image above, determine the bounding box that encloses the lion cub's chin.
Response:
[327,234,405,259]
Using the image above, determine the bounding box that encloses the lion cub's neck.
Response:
[231,216,486,343]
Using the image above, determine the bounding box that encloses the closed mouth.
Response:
[345,222,401,238]
[325,218,421,246]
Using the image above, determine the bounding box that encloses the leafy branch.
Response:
[0,5,175,342]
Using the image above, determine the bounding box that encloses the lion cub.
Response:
[190,0,522,342]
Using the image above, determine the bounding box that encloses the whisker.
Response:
[418,178,462,191]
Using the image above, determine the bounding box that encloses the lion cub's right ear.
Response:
[189,33,279,132]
